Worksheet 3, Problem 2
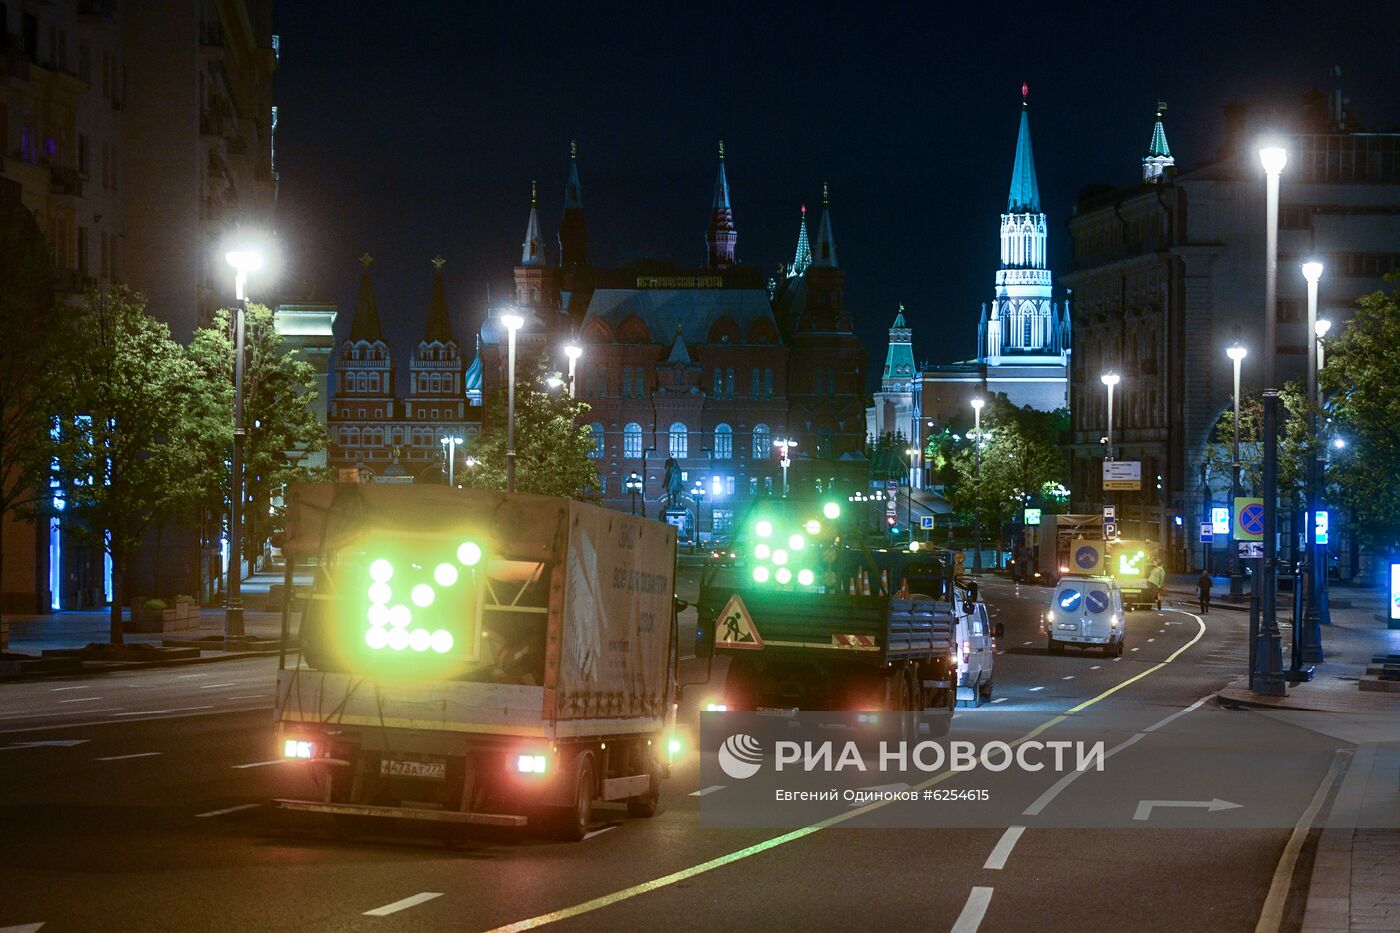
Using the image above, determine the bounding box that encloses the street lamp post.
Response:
[223,247,265,641]
[1227,342,1248,599]
[440,435,464,487]
[1254,144,1287,695]
[691,479,706,550]
[904,447,919,543]
[773,438,797,497]
[971,397,985,575]
[501,313,524,493]
[564,343,582,397]
[626,472,643,515]
[1299,262,1327,660]
[1100,373,1120,461]
[1316,319,1333,600]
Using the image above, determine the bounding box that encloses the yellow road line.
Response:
[1254,748,1351,933]
[487,608,1210,932]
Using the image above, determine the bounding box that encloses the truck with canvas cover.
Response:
[693,497,997,719]
[1036,513,1106,583]
[271,483,677,841]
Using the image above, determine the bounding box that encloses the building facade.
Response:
[479,144,870,540]
[1063,94,1400,571]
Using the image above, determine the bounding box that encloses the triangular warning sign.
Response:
[715,593,763,650]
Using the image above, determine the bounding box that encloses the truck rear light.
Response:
[516,754,547,774]
[704,702,728,712]
[1059,564,1069,574]
[283,739,315,759]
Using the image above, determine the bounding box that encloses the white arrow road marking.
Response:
[983,826,1025,870]
[195,803,260,818]
[0,740,90,750]
[1132,798,1242,821]
[689,785,725,797]
[96,752,161,761]
[950,886,994,933]
[363,892,443,917]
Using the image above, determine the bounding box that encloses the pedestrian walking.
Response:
[1196,570,1212,615]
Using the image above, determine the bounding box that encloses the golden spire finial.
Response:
[718,139,725,161]
[359,252,373,270]
[530,180,537,207]
[1156,100,1168,117]
[432,255,446,271]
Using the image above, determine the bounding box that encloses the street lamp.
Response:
[222,245,266,640]
[773,438,797,497]
[440,435,464,487]
[971,397,985,575]
[564,343,582,397]
[1254,143,1288,695]
[904,447,919,543]
[625,472,643,515]
[1100,373,1120,461]
[1300,261,1328,654]
[1226,341,1248,598]
[501,312,524,494]
[691,479,707,550]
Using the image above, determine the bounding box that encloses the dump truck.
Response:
[270,483,677,841]
[694,497,996,717]
[1036,513,1106,583]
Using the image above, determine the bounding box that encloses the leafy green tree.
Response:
[1319,281,1400,556]
[0,202,57,648]
[1202,383,1313,504]
[466,361,599,499]
[44,288,207,643]
[189,303,327,568]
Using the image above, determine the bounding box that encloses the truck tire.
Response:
[627,758,661,818]
[977,678,993,703]
[553,754,595,842]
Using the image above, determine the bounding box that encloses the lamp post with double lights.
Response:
[1254,144,1288,695]
[564,343,582,397]
[626,472,643,515]
[691,479,706,550]
[222,245,266,640]
[773,438,797,497]
[971,397,985,575]
[501,313,524,493]
[440,435,465,487]
[1227,341,1248,598]
[905,447,919,543]
[1300,262,1328,656]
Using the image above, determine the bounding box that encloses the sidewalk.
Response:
[1211,586,1400,931]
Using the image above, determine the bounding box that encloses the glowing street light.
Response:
[501,312,525,493]
[971,397,985,574]
[1300,261,1329,647]
[440,435,465,487]
[564,343,582,397]
[1226,340,1247,597]
[1100,372,1120,460]
[773,437,798,497]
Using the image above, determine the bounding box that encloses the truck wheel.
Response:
[554,754,595,842]
[978,679,993,703]
[627,758,661,818]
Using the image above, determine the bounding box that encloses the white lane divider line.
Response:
[690,785,726,797]
[195,803,260,819]
[1061,676,1075,681]
[1022,732,1146,817]
[197,683,238,689]
[110,706,213,717]
[1147,638,1156,643]
[950,886,994,933]
[363,892,444,917]
[96,752,161,761]
[1089,665,1101,670]
[232,759,285,769]
[1130,647,1140,652]
[1028,686,1044,692]
[58,697,104,704]
[176,673,210,679]
[990,697,1008,704]
[983,826,1025,870]
[1113,657,1123,662]
[49,685,89,692]
[225,694,267,700]
[1021,641,1032,646]
[583,826,617,840]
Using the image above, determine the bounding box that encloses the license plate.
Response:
[380,759,446,780]
[1057,623,1078,631]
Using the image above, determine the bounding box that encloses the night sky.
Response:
[270,1,1397,388]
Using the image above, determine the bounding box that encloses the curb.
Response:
[0,647,282,683]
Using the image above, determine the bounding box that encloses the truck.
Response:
[1106,538,1163,610]
[1036,513,1106,583]
[693,497,1000,717]
[270,483,678,841]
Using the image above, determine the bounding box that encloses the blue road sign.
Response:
[1074,545,1100,571]
[1199,522,1214,543]
[1085,590,1110,614]
[1058,589,1083,610]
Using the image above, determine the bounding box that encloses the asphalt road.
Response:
[0,573,1360,932]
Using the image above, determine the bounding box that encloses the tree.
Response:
[0,200,57,648]
[1319,280,1400,557]
[189,303,327,569]
[466,361,599,499]
[1202,383,1313,506]
[45,288,207,643]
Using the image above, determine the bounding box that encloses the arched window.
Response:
[669,422,688,459]
[623,423,643,459]
[714,423,733,460]
[588,422,605,459]
[752,423,770,459]
[347,427,360,447]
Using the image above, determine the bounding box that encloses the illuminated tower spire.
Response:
[813,183,838,268]
[348,253,383,342]
[558,139,589,267]
[1142,102,1174,182]
[788,204,812,277]
[706,139,737,268]
[521,180,546,267]
[1007,82,1041,213]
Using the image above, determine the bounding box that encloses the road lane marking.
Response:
[57,697,104,704]
[232,760,284,769]
[1130,647,1140,652]
[176,673,210,679]
[1028,686,1044,692]
[195,803,260,818]
[1147,638,1156,643]
[1255,748,1350,933]
[1062,610,1206,715]
[489,611,1208,933]
[96,752,162,761]
[583,826,617,840]
[0,709,121,722]
[49,686,89,692]
[0,740,90,750]
[363,893,444,917]
[1089,665,1101,670]
[689,785,725,797]
[983,826,1024,870]
[1060,676,1074,681]
[0,922,46,933]
[198,683,238,689]
[950,887,994,933]
[1021,641,1032,646]
[225,694,267,700]
[111,706,214,716]
[1141,695,1212,734]
[1022,732,1145,816]
[990,698,1008,704]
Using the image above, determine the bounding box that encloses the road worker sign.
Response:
[715,593,764,650]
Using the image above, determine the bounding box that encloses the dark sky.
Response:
[270,0,1398,387]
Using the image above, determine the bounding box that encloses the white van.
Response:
[956,582,1000,707]
[1043,574,1125,657]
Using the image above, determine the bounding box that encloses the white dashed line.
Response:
[96,752,161,761]
[1147,638,1156,643]
[951,886,994,933]
[232,759,284,769]
[1113,657,1123,662]
[195,803,260,818]
[1089,665,1101,670]
[225,694,266,700]
[983,826,1025,870]
[1028,686,1044,692]
[1061,676,1075,681]
[1130,647,1140,652]
[690,785,726,797]
[991,697,1008,704]
[176,673,210,679]
[111,706,213,717]
[58,697,104,704]
[363,893,444,917]
[1021,641,1032,646]
[198,683,239,689]
[49,685,90,692]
